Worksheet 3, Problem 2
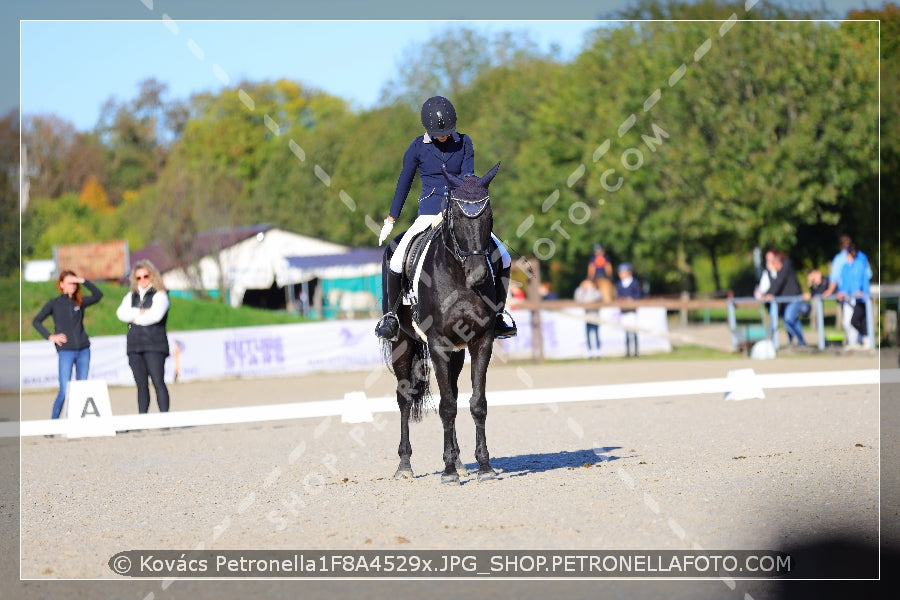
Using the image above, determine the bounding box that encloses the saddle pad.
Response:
[403,212,444,305]
[409,236,435,306]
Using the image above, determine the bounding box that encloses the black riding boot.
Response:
[494,265,517,339]
[375,270,402,341]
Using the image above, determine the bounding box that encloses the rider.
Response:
[374,95,517,341]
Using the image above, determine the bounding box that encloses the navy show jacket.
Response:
[389,131,475,219]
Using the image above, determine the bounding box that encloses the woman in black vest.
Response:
[116,259,170,413]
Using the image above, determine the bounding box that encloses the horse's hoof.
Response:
[477,469,498,482]
[441,472,460,485]
[393,468,414,480]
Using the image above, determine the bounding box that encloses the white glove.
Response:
[378,218,394,246]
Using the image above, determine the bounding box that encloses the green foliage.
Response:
[0,111,18,279]
[21,193,147,260]
[499,18,878,294]
[845,4,900,277]
[18,5,892,301]
[609,0,831,19]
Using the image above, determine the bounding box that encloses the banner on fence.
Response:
[13,308,671,390]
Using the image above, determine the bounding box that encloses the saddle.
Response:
[402,226,441,285]
[398,215,501,323]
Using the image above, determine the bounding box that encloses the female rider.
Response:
[375,95,516,341]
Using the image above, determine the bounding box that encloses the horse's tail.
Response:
[381,337,432,423]
[410,339,432,422]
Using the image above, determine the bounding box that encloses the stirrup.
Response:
[494,310,517,339]
[375,313,400,341]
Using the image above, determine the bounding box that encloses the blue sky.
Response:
[16,0,866,132]
[20,20,603,132]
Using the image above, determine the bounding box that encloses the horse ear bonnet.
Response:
[421,96,457,138]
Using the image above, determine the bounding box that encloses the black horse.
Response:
[382,162,503,484]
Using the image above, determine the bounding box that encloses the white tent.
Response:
[284,248,384,282]
[157,227,347,307]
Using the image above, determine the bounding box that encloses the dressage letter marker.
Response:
[723,368,765,402]
[65,380,116,438]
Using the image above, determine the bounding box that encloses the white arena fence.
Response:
[10,307,672,392]
[7,367,890,438]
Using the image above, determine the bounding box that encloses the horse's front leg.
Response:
[468,335,497,482]
[395,396,414,479]
[448,350,468,476]
[431,348,461,484]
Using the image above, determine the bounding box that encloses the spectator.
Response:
[836,243,871,348]
[32,270,103,419]
[539,282,559,300]
[805,268,831,299]
[828,235,872,296]
[615,262,642,357]
[754,249,777,300]
[800,267,832,324]
[765,251,807,347]
[827,235,872,326]
[115,259,171,413]
[587,244,615,303]
[502,279,523,306]
[574,279,603,358]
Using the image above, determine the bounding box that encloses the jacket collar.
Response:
[423,131,460,144]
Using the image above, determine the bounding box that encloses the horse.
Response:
[382,162,504,484]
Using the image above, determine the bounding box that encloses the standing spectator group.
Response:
[574,244,644,358]
[31,259,175,421]
[757,234,872,352]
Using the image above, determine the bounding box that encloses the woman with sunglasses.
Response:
[115,259,171,413]
[32,270,104,419]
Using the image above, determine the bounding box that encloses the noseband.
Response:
[443,194,492,267]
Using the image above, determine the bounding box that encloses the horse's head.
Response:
[442,162,500,288]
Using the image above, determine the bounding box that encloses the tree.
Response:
[22,114,78,200]
[78,175,112,214]
[507,17,877,294]
[21,114,107,208]
[150,156,245,299]
[609,0,830,19]
[0,110,18,277]
[650,20,878,287]
[176,79,348,203]
[845,2,900,278]
[378,26,545,109]
[96,77,186,204]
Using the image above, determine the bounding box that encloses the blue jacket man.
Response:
[837,244,871,346]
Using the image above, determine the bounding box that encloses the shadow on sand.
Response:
[445,446,629,482]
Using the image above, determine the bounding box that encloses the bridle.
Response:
[443,193,493,268]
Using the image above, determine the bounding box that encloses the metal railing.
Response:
[726,294,885,351]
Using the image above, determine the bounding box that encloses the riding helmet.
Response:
[420,96,457,139]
